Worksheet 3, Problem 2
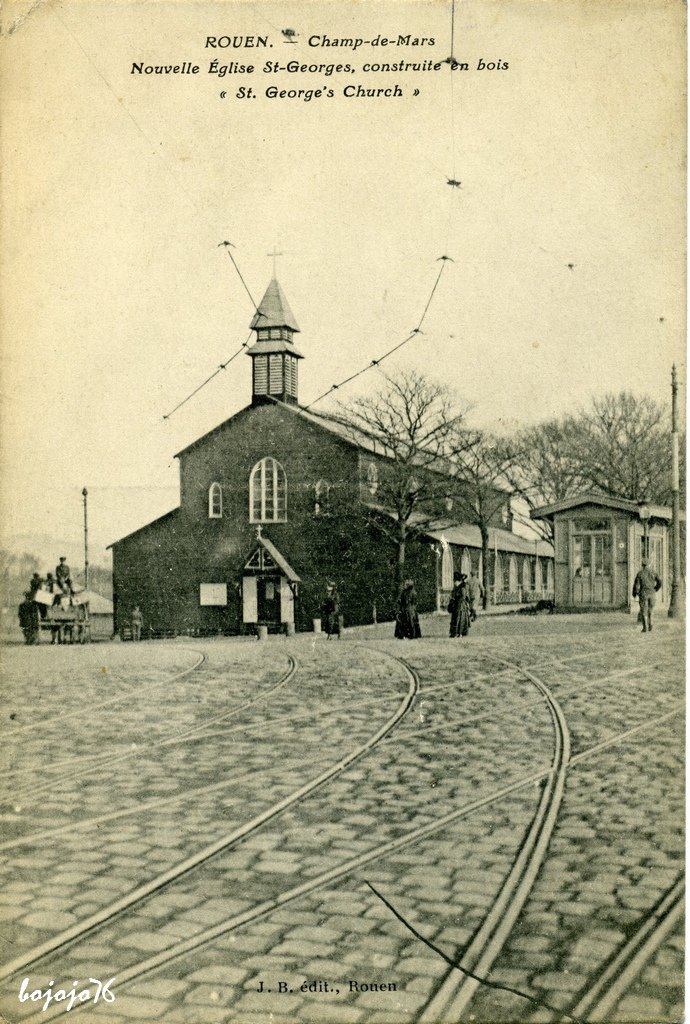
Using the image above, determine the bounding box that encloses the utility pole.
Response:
[668,365,683,617]
[82,487,89,591]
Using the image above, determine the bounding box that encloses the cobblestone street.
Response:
[0,613,683,1024]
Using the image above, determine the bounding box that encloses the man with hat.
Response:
[632,558,662,633]
[55,556,74,595]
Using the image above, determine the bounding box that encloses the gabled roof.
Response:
[108,508,180,548]
[531,493,674,522]
[277,402,394,456]
[250,277,300,332]
[174,399,387,460]
[73,589,114,614]
[246,534,301,582]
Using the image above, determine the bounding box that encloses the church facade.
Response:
[110,278,554,635]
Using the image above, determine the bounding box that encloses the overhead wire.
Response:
[47,5,273,427]
[303,257,453,411]
[162,245,265,420]
[51,0,461,424]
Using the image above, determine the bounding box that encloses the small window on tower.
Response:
[253,355,268,394]
[208,483,222,519]
[269,354,283,394]
[287,356,298,398]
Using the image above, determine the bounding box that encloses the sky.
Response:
[0,0,685,570]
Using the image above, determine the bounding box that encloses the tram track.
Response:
[5,657,681,1023]
[6,649,207,735]
[4,644,676,842]
[4,655,298,804]
[0,647,420,986]
[418,656,570,1022]
[11,702,681,1024]
[563,875,685,1023]
[5,638,679,1024]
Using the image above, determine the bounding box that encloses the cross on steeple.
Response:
[267,247,284,275]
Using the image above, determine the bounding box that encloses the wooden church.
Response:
[110,277,553,635]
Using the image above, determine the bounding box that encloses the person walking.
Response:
[395,579,421,639]
[131,605,144,641]
[466,571,484,622]
[632,559,662,633]
[448,572,471,637]
[321,582,340,640]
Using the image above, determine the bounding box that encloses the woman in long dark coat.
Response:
[395,579,422,639]
[448,572,471,638]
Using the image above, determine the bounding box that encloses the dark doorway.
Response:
[257,576,281,624]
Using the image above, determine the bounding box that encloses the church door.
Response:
[257,576,281,625]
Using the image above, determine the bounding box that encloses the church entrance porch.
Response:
[242,533,301,634]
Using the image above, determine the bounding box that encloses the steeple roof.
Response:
[250,277,300,332]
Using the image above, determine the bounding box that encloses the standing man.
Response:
[55,557,73,595]
[467,571,484,622]
[131,605,144,641]
[632,559,662,633]
[321,582,340,640]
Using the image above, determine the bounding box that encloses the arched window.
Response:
[535,557,543,592]
[461,548,472,577]
[441,544,454,590]
[493,553,503,591]
[509,554,519,592]
[208,482,222,519]
[314,479,331,515]
[522,557,531,592]
[250,457,287,523]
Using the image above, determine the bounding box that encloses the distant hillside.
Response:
[0,532,107,576]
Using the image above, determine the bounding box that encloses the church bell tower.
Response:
[247,277,303,406]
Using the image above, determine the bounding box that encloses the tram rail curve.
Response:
[7,648,207,734]
[2,652,654,853]
[0,647,419,985]
[5,653,297,800]
[13,703,680,1024]
[4,644,682,1024]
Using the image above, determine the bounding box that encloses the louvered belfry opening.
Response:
[247,277,303,405]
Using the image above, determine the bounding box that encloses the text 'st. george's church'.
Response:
[110,277,553,634]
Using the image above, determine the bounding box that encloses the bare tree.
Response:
[336,371,468,588]
[447,431,521,608]
[509,393,676,516]
[505,417,585,540]
[571,392,673,502]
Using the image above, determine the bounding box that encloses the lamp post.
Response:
[82,487,89,591]
[668,364,683,618]
[638,502,650,562]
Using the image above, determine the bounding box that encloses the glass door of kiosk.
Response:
[572,521,613,605]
